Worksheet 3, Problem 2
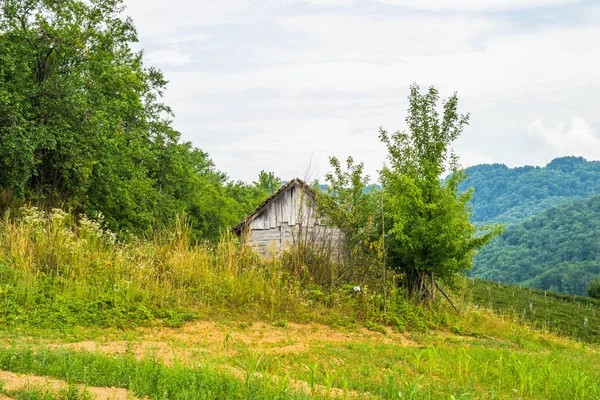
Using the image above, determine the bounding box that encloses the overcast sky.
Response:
[124,0,600,183]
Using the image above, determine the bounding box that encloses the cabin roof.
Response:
[232,178,315,234]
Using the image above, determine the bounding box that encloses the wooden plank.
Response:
[254,212,271,230]
[277,195,287,226]
[280,189,289,223]
[269,203,277,228]
[289,187,296,226]
[250,228,282,244]
[253,214,264,230]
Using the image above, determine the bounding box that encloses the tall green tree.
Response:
[254,170,282,195]
[0,0,242,238]
[379,84,502,301]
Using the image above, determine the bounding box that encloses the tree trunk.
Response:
[430,271,436,305]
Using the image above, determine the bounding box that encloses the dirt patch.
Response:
[264,343,310,355]
[51,339,204,365]
[55,340,129,354]
[47,320,418,365]
[0,370,132,400]
[33,320,414,399]
[149,320,419,350]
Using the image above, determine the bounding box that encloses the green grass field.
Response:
[0,317,599,399]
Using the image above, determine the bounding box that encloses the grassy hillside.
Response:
[1,209,600,399]
[466,279,600,344]
[0,280,599,399]
[460,156,600,225]
[470,195,600,295]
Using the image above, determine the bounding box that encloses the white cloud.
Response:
[274,13,499,60]
[457,151,494,167]
[528,117,600,160]
[146,47,192,66]
[374,0,583,11]
[209,118,387,181]
[301,0,355,4]
[125,0,289,37]
[121,0,600,181]
[161,19,600,100]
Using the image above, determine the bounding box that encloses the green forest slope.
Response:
[460,156,600,225]
[470,195,600,295]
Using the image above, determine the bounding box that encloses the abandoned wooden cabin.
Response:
[232,178,342,256]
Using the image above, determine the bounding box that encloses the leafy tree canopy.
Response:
[380,84,502,300]
[460,157,600,226]
[253,170,282,195]
[0,0,277,239]
[316,156,382,283]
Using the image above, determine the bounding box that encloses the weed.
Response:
[0,385,93,400]
[0,346,317,399]
[271,320,287,328]
[301,362,319,395]
[365,320,387,335]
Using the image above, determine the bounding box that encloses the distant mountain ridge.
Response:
[470,195,600,295]
[462,156,600,295]
[460,156,600,225]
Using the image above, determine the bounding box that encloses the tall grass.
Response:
[3,206,598,349]
[0,207,391,330]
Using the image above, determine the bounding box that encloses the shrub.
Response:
[365,320,387,335]
[587,279,600,299]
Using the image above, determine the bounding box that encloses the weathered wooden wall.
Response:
[242,183,342,257]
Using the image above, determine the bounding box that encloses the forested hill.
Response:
[470,195,600,295]
[460,157,600,225]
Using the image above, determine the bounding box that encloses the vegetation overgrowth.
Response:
[2,205,600,346]
[1,0,599,397]
[0,384,92,400]
[0,206,402,331]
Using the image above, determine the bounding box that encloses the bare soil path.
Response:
[0,370,132,400]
